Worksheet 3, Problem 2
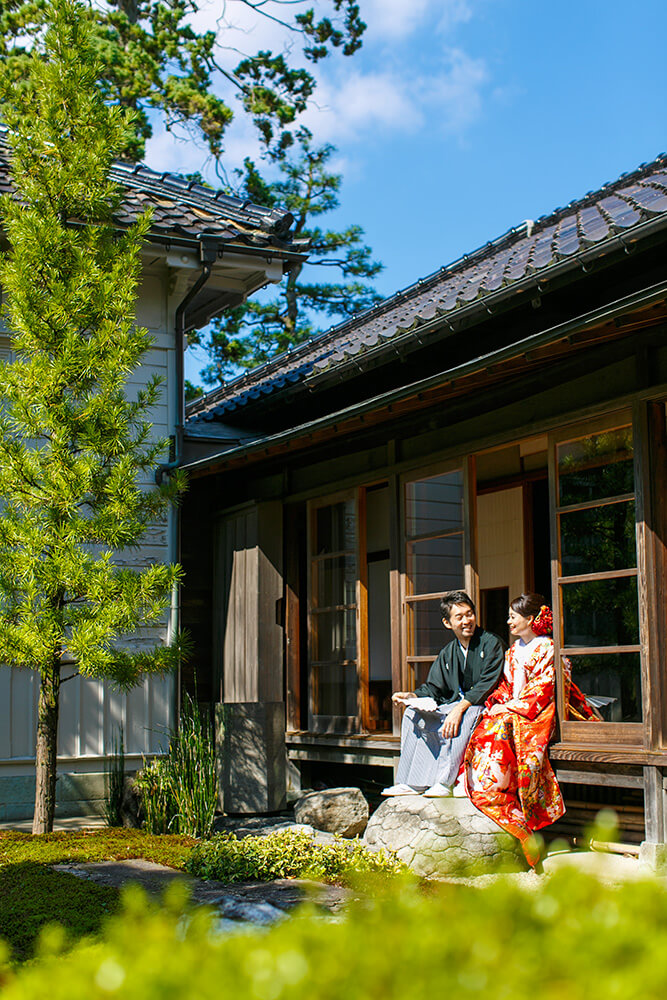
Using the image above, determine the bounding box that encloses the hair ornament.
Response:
[532,605,553,636]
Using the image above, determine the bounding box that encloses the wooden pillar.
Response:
[643,766,666,842]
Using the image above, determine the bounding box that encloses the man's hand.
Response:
[391,691,416,704]
[439,699,470,739]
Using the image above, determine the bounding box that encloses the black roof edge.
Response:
[187,149,667,419]
[182,278,667,476]
[185,219,533,417]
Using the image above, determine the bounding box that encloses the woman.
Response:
[464,593,564,867]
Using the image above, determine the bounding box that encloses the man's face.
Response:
[443,603,477,645]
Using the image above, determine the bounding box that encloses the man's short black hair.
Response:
[440,590,476,622]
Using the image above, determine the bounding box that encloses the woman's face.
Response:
[508,607,534,639]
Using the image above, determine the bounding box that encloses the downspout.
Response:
[156,238,216,725]
[157,248,215,483]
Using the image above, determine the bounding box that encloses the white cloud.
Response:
[421,48,488,134]
[437,0,475,36]
[141,3,491,181]
[360,0,440,40]
[300,70,422,142]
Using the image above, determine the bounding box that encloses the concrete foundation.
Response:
[0,771,107,823]
[639,840,667,874]
[219,701,286,814]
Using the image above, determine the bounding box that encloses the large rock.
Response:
[364,795,523,876]
[294,787,369,837]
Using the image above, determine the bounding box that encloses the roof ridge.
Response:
[186,218,535,414]
[187,150,667,418]
[0,130,290,233]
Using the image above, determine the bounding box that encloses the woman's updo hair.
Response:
[510,593,545,619]
[510,593,553,636]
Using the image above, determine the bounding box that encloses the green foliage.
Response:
[0,0,366,161]
[0,0,184,683]
[199,128,383,381]
[3,869,667,998]
[104,726,126,828]
[0,0,186,830]
[135,694,218,838]
[0,829,195,869]
[0,862,120,964]
[186,828,405,884]
[134,757,178,836]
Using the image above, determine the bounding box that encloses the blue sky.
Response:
[143,1,667,386]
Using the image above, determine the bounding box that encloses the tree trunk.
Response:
[32,657,61,834]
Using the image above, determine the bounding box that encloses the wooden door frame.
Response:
[548,408,645,748]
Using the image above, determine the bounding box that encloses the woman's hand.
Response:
[487,704,507,717]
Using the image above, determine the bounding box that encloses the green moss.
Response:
[0,829,196,870]
[0,829,196,964]
[0,863,120,964]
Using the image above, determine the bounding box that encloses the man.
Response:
[382,590,504,797]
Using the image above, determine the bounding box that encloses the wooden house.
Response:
[182,154,667,847]
[0,137,307,821]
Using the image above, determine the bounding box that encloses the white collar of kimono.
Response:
[513,634,541,667]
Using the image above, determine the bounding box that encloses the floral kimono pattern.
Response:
[563,657,600,721]
[464,637,564,866]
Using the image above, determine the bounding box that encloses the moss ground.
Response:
[0,829,195,963]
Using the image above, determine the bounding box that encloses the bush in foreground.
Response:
[186,829,406,883]
[2,869,667,999]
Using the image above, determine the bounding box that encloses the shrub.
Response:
[134,694,217,839]
[3,869,667,999]
[186,828,406,884]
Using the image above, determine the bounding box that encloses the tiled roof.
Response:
[0,133,306,254]
[188,152,667,422]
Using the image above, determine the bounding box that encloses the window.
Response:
[553,421,642,732]
[403,469,465,689]
[308,495,359,730]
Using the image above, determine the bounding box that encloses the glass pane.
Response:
[313,609,357,662]
[567,652,642,723]
[315,556,356,608]
[407,534,464,595]
[313,662,358,717]
[558,427,633,506]
[315,500,355,554]
[560,500,636,576]
[405,470,463,537]
[562,577,639,647]
[407,599,447,657]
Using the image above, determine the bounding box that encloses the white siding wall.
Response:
[0,268,177,777]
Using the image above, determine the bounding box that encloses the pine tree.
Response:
[197,128,383,383]
[0,0,366,162]
[0,0,185,834]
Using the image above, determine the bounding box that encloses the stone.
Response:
[363,795,523,877]
[293,787,370,838]
[121,777,143,829]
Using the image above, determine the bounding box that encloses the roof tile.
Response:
[0,132,307,254]
[187,153,667,423]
